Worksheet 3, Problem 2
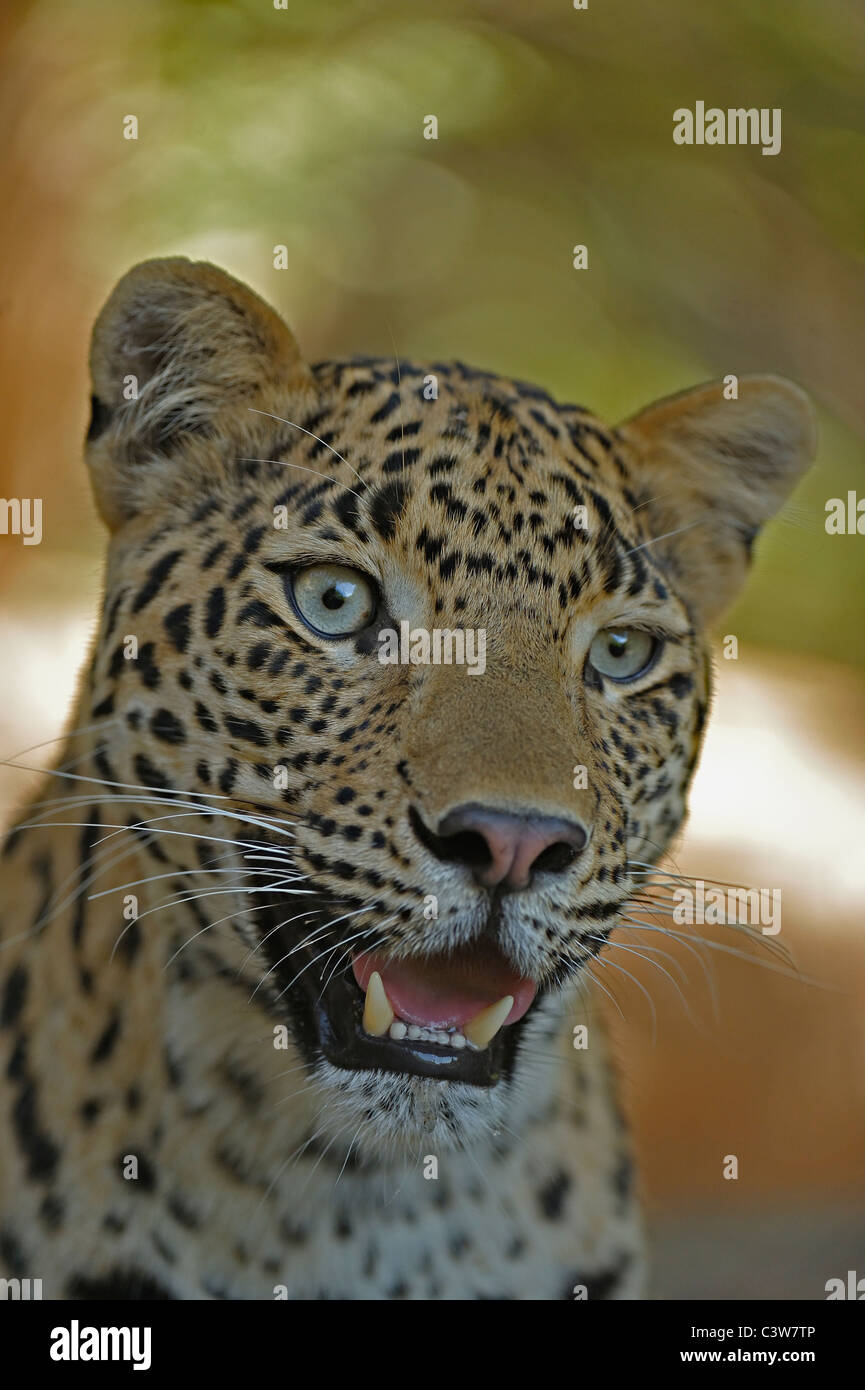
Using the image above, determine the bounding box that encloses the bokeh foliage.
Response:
[3,0,864,664]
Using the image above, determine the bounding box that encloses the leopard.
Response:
[0,258,816,1300]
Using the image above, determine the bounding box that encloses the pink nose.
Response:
[419,802,589,890]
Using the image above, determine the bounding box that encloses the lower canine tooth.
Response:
[363,971,394,1036]
[463,995,514,1050]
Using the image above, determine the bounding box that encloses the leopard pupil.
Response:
[323,584,348,610]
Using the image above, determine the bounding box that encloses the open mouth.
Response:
[259,901,541,1087]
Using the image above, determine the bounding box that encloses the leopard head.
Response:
[81,259,816,1157]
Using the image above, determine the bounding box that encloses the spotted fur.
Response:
[0,260,816,1299]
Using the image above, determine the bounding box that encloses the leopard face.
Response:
[79,258,816,1161]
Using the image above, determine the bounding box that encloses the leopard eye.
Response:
[587,627,659,683]
[290,564,377,637]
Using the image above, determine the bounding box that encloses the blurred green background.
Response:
[1,0,863,664]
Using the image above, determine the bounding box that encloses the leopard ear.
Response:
[86,258,313,528]
[617,375,817,625]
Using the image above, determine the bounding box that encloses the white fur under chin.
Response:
[310,992,569,1165]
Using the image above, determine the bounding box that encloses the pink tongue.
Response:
[352,949,537,1029]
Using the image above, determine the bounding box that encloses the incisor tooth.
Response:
[463,994,514,1050]
[362,970,394,1036]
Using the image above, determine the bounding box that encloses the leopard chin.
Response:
[311,990,571,1162]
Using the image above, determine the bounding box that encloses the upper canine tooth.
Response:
[463,995,514,1050]
[363,970,394,1037]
